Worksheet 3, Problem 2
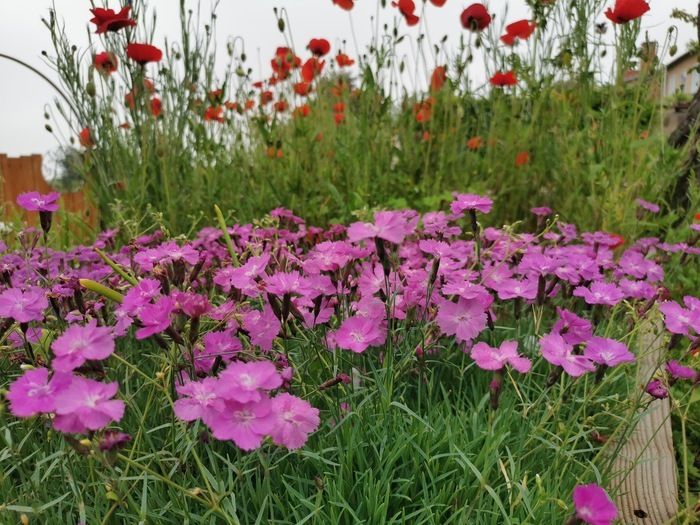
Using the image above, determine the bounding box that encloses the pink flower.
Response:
[206,398,275,451]
[646,379,668,399]
[214,254,270,294]
[0,287,48,323]
[53,377,125,433]
[572,484,617,525]
[471,340,532,373]
[136,296,175,339]
[530,206,552,216]
[492,277,538,301]
[666,360,699,382]
[335,315,386,353]
[583,337,635,367]
[659,300,699,336]
[635,198,660,213]
[120,278,162,317]
[173,377,223,421]
[51,319,115,372]
[573,281,624,306]
[552,308,592,345]
[6,368,71,417]
[264,271,309,296]
[450,193,493,215]
[347,210,416,244]
[243,303,281,351]
[269,393,320,449]
[16,191,60,212]
[540,332,595,377]
[436,298,488,343]
[215,360,283,403]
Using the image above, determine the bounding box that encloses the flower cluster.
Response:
[1,194,698,457]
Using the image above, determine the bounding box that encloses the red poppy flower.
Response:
[126,43,163,64]
[515,151,530,166]
[271,47,300,79]
[150,97,162,117]
[204,106,225,122]
[89,6,136,34]
[694,212,700,221]
[301,57,325,83]
[604,0,650,24]
[392,0,420,26]
[500,19,537,45]
[334,112,346,125]
[225,101,238,111]
[466,136,484,150]
[414,100,433,123]
[79,127,94,148]
[460,4,491,31]
[430,66,447,91]
[333,102,345,113]
[332,0,355,10]
[294,104,311,118]
[430,0,447,6]
[94,52,118,76]
[245,99,255,111]
[294,82,313,96]
[336,53,355,67]
[260,91,274,106]
[490,70,517,87]
[274,99,289,112]
[308,38,331,57]
[422,131,431,142]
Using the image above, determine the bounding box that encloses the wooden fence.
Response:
[0,153,96,230]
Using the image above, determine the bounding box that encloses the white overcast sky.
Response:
[0,0,695,157]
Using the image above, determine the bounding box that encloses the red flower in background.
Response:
[467,136,484,150]
[294,105,311,118]
[414,98,434,123]
[150,97,162,117]
[94,52,118,76]
[204,106,224,122]
[430,66,447,91]
[604,0,649,23]
[490,70,517,87]
[79,127,94,148]
[500,20,537,45]
[308,38,331,57]
[333,102,345,113]
[271,47,301,79]
[336,53,355,67]
[515,151,530,166]
[89,6,136,34]
[302,57,325,83]
[126,43,163,64]
[332,0,355,10]
[260,91,274,106]
[460,4,491,31]
[334,112,346,125]
[274,99,289,112]
[430,0,448,6]
[392,0,420,26]
[294,82,312,96]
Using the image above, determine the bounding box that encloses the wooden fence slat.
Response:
[612,318,679,523]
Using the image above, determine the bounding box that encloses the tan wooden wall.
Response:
[0,153,96,229]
